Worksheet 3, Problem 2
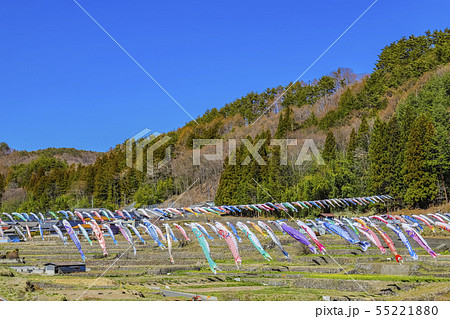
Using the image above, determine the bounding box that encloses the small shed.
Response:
[2,228,20,242]
[44,262,86,274]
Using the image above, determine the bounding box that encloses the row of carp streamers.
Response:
[1,195,392,224]
[1,196,450,273]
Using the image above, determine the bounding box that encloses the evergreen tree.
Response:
[385,116,404,197]
[368,116,403,197]
[322,131,337,163]
[215,154,239,205]
[346,128,357,161]
[339,88,356,112]
[403,114,438,207]
[357,116,370,152]
[398,72,450,202]
[275,106,298,138]
[0,142,10,155]
[369,117,387,194]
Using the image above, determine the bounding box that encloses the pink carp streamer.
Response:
[164,224,174,264]
[435,222,450,232]
[370,222,402,263]
[412,215,435,232]
[216,222,241,269]
[173,223,190,241]
[89,220,108,257]
[352,220,386,253]
[296,220,326,254]
[26,225,32,241]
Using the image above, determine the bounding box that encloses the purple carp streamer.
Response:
[280,222,317,254]
[402,224,437,259]
[116,222,136,256]
[63,220,86,262]
[386,223,418,260]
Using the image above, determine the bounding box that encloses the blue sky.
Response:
[1,0,449,152]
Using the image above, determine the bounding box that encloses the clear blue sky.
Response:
[1,0,449,152]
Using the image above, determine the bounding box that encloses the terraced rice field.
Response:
[1,217,450,301]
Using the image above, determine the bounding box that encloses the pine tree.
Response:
[357,116,370,152]
[385,116,404,197]
[266,146,282,200]
[352,116,371,195]
[369,117,387,194]
[399,103,417,143]
[339,88,356,113]
[275,106,298,139]
[322,131,337,163]
[346,128,357,161]
[403,114,438,207]
[215,152,239,205]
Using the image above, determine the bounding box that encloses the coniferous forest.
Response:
[1,29,449,214]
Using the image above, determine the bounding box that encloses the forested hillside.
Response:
[0,144,99,211]
[1,29,449,213]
